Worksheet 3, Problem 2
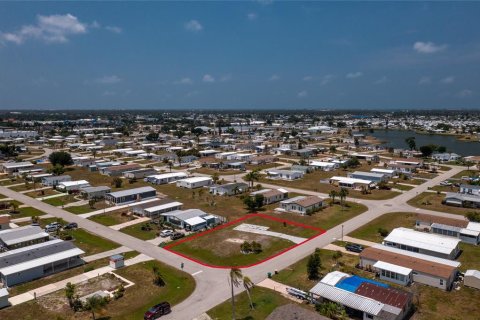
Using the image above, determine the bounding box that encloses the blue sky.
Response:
[0,1,479,110]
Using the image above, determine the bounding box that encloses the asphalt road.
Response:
[0,165,466,319]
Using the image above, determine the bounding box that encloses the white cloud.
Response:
[0,13,88,44]
[247,13,258,20]
[374,76,388,85]
[418,76,432,85]
[220,74,232,82]
[440,76,455,84]
[458,89,472,98]
[320,74,334,86]
[94,75,122,85]
[297,90,307,98]
[346,72,363,79]
[185,20,203,32]
[202,74,215,83]
[413,41,447,54]
[269,74,280,81]
[302,75,313,81]
[174,77,193,85]
[105,26,122,34]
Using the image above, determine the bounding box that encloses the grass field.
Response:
[192,167,240,175]
[348,212,417,243]
[42,195,79,207]
[89,210,136,226]
[407,192,480,216]
[167,216,315,267]
[391,183,414,191]
[120,222,159,240]
[452,169,479,179]
[24,188,60,198]
[207,287,307,320]
[4,206,46,219]
[0,260,196,320]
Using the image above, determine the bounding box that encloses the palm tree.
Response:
[229,268,243,320]
[339,187,349,209]
[329,190,337,205]
[84,295,107,320]
[243,276,255,310]
[244,169,260,189]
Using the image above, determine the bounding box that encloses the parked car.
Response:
[160,230,173,238]
[63,222,78,230]
[45,225,60,233]
[144,302,171,320]
[345,243,364,253]
[170,232,185,240]
[440,180,452,186]
[46,222,62,229]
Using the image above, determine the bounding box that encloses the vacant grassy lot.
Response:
[452,169,479,179]
[168,224,298,267]
[0,260,195,320]
[0,178,25,186]
[120,222,159,240]
[458,243,480,271]
[42,195,79,207]
[64,167,150,190]
[245,163,280,171]
[407,192,480,216]
[207,287,307,320]
[89,210,136,226]
[9,184,36,192]
[24,188,60,198]
[257,171,401,200]
[349,212,417,243]
[4,206,46,219]
[430,185,459,193]
[66,228,119,255]
[391,183,414,191]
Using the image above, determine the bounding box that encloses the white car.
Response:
[160,230,174,238]
[440,180,452,186]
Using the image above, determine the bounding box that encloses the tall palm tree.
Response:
[244,169,260,189]
[243,276,255,310]
[329,190,337,205]
[339,188,349,210]
[229,268,243,320]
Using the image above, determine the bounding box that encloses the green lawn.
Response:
[207,287,305,320]
[120,222,159,240]
[67,228,119,255]
[42,195,79,207]
[168,223,298,267]
[458,243,480,272]
[452,169,479,179]
[89,210,135,226]
[348,212,417,243]
[407,192,480,216]
[391,183,414,191]
[6,206,46,219]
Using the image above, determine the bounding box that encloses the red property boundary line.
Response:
[163,213,326,269]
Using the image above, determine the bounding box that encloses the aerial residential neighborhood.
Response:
[1,1,480,320]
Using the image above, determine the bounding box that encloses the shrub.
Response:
[378,227,389,237]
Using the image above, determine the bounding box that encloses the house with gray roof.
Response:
[0,226,49,251]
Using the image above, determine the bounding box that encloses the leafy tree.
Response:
[405,137,416,150]
[419,145,434,158]
[84,295,108,320]
[347,156,360,168]
[65,282,76,308]
[0,144,18,158]
[332,250,343,265]
[243,194,264,212]
[467,212,480,222]
[316,302,348,320]
[49,151,73,166]
[307,251,321,280]
[112,177,123,188]
[240,241,252,253]
[251,241,262,253]
[49,163,66,176]
[378,227,389,237]
[437,145,447,153]
[88,199,96,209]
[229,268,243,320]
[145,132,159,141]
[329,145,336,153]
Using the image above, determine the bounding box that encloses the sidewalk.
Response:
[35,193,67,201]
[78,198,160,219]
[82,246,132,263]
[323,243,359,256]
[256,278,304,303]
[11,214,54,223]
[110,217,150,231]
[341,236,378,247]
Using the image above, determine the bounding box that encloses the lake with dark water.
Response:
[364,130,480,156]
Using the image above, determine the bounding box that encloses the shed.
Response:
[464,270,480,290]
[0,288,9,309]
[109,254,124,269]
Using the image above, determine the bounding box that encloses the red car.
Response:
[144,302,171,320]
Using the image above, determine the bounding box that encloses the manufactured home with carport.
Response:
[176,177,213,189]
[0,226,49,250]
[145,172,188,185]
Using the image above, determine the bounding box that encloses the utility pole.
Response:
[341,224,344,242]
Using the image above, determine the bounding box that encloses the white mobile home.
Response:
[265,169,304,181]
[41,175,72,187]
[145,172,188,185]
[176,177,213,189]
[56,180,90,192]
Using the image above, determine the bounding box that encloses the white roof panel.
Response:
[384,228,460,255]
[373,261,412,276]
[184,216,206,226]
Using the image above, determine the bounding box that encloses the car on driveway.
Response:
[45,222,62,232]
[440,180,452,186]
[63,222,78,230]
[170,232,185,240]
[144,301,171,319]
[159,230,173,238]
[345,243,364,253]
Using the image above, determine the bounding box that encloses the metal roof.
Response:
[309,282,384,316]
[177,177,212,183]
[184,216,207,226]
[373,261,413,276]
[330,176,373,184]
[107,186,156,198]
[320,271,350,286]
[147,172,187,179]
[161,209,207,221]
[0,226,49,246]
[144,201,183,213]
[383,227,460,255]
